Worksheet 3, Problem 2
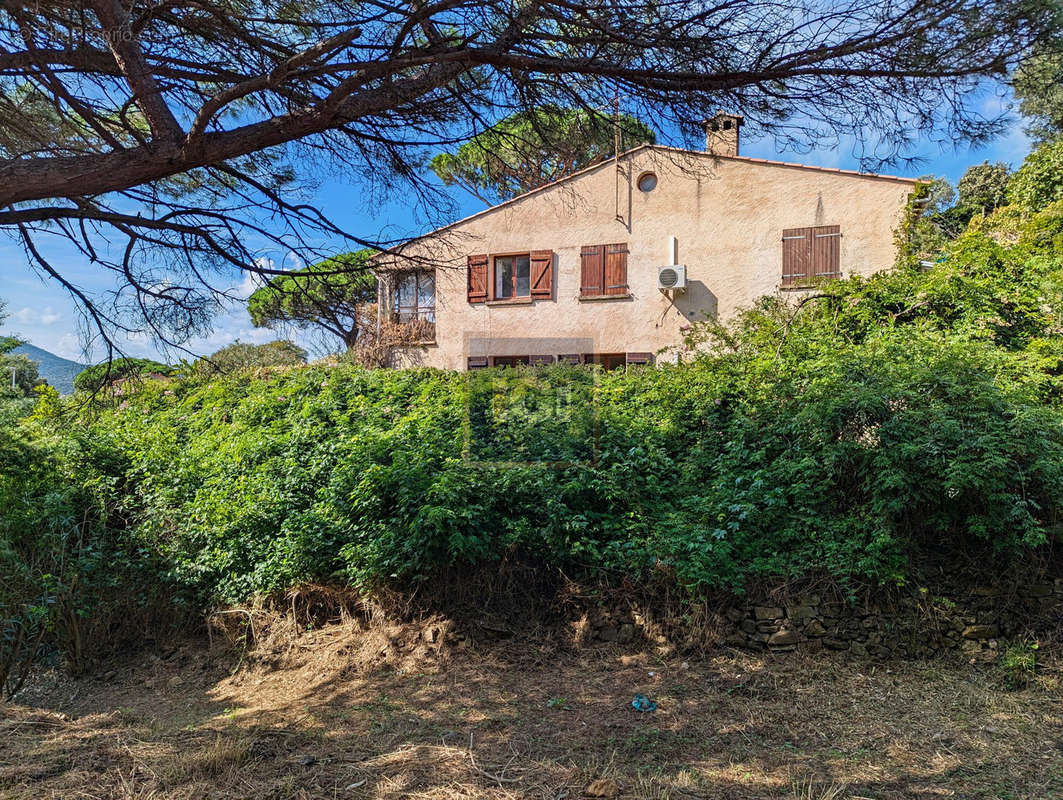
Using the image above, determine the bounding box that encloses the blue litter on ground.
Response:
[631,693,657,712]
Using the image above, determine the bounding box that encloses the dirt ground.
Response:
[2,618,1062,800]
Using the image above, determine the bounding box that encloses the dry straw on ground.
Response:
[1,614,1061,800]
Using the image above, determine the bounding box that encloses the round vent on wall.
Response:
[659,267,679,288]
[637,172,658,192]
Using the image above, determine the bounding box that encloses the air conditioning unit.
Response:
[657,264,687,290]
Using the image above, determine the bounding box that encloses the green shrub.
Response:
[0,407,175,695]
[1008,139,1063,212]
[957,162,1011,216]
[1001,641,1039,689]
[194,340,307,375]
[57,322,1063,605]
[74,357,174,394]
[3,185,1063,680]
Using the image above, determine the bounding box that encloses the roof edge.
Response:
[377,144,921,258]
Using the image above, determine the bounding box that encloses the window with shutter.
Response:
[580,245,604,296]
[495,254,531,299]
[491,355,530,367]
[604,243,628,295]
[581,243,628,296]
[584,353,626,370]
[530,250,554,298]
[782,226,840,287]
[467,254,488,302]
[625,352,653,366]
[811,225,841,279]
[782,227,812,287]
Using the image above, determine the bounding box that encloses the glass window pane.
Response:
[418,272,435,310]
[515,255,530,297]
[495,257,513,298]
[397,273,415,306]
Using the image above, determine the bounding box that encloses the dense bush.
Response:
[4,144,1063,681]
[957,161,1010,216]
[74,357,174,394]
[195,339,307,374]
[1008,138,1063,211]
[0,401,170,694]
[21,196,1063,605]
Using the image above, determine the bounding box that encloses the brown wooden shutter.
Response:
[781,228,812,287]
[604,243,629,295]
[625,352,653,365]
[467,254,488,302]
[580,245,604,295]
[529,354,556,365]
[812,225,841,279]
[530,250,554,299]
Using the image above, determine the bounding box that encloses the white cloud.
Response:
[51,333,91,363]
[232,269,266,302]
[11,305,63,326]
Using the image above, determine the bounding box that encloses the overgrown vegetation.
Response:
[73,357,174,394]
[3,143,1063,686]
[194,340,307,375]
[0,301,42,401]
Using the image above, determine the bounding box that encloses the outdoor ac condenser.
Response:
[657,264,687,290]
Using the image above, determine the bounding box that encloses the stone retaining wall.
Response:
[584,577,1063,659]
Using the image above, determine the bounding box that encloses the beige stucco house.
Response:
[377,115,919,370]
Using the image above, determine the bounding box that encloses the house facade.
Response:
[377,116,919,370]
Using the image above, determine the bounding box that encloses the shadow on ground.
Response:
[2,620,1061,799]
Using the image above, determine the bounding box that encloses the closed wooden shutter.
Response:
[580,245,604,295]
[529,354,556,365]
[530,250,554,298]
[558,354,583,364]
[604,243,628,295]
[625,352,653,366]
[812,225,841,279]
[783,226,842,286]
[467,254,488,302]
[467,356,488,369]
[781,228,812,287]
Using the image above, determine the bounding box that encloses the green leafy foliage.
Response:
[0,407,172,695]
[5,143,1063,683]
[0,300,42,399]
[247,251,377,350]
[1014,25,1063,144]
[957,162,1011,216]
[73,357,174,394]
[0,352,42,399]
[1008,139,1063,211]
[195,340,307,374]
[1000,640,1039,689]
[430,105,656,204]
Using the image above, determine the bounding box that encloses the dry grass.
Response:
[1,619,1061,800]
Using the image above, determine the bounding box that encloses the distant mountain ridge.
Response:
[11,343,86,395]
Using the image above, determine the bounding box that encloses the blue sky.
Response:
[0,95,1034,365]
